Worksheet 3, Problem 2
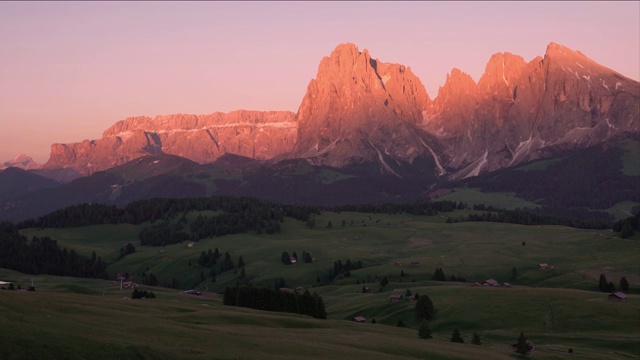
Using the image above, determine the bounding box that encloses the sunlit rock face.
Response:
[43,111,297,176]
[292,43,442,171]
[42,42,638,180]
[423,42,639,179]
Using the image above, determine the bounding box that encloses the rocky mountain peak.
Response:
[293,43,433,169]
[477,52,527,97]
[1,154,41,170]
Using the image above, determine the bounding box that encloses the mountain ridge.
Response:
[36,42,639,182]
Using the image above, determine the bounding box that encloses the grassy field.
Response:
[432,188,538,210]
[606,200,640,220]
[8,210,640,359]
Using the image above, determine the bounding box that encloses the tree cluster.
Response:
[131,288,156,299]
[613,211,639,238]
[223,286,327,319]
[198,248,221,268]
[329,259,363,280]
[120,243,136,258]
[329,200,459,216]
[432,268,466,283]
[599,273,629,293]
[0,222,108,279]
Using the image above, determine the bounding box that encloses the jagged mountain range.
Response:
[0,42,638,221]
[33,42,638,182]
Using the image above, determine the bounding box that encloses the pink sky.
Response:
[1,1,638,163]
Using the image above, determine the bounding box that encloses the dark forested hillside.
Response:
[0,221,108,278]
[454,139,640,211]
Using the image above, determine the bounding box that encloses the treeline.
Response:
[328,200,459,215]
[18,196,288,228]
[447,206,612,229]
[17,198,460,229]
[223,286,327,319]
[0,222,108,279]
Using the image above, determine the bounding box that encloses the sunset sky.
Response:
[1,1,638,163]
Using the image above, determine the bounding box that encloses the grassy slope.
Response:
[0,270,637,360]
[9,211,640,359]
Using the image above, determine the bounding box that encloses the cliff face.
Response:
[44,111,297,176]
[423,43,639,178]
[293,43,441,172]
[42,42,639,181]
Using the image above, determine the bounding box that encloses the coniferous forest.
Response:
[0,221,108,279]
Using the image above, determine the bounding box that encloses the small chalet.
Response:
[538,263,549,270]
[407,295,416,301]
[351,316,366,323]
[410,261,421,267]
[482,279,499,287]
[608,292,628,301]
[389,294,403,302]
[362,287,373,293]
[471,282,481,287]
[501,282,512,288]
[290,257,297,264]
[184,289,201,296]
[122,281,137,289]
[187,242,195,248]
[295,286,305,293]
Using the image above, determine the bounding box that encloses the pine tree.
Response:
[415,294,435,321]
[598,273,608,292]
[620,276,630,292]
[515,331,530,356]
[418,320,432,339]
[238,256,245,268]
[471,331,482,345]
[450,328,464,343]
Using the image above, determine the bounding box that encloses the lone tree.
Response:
[598,273,608,292]
[415,294,435,321]
[281,251,292,265]
[471,331,482,345]
[450,328,464,343]
[515,331,530,356]
[418,320,432,339]
[620,276,630,292]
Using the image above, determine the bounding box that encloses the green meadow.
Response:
[7,210,640,359]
